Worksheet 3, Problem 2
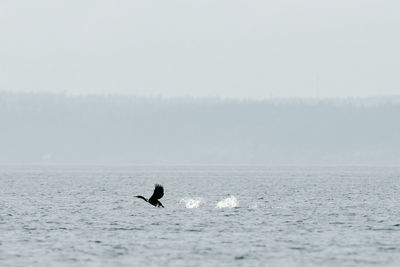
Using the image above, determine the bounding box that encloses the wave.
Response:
[216,195,238,208]
[180,198,203,209]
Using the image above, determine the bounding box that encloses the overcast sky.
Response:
[1,0,399,99]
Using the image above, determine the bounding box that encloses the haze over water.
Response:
[1,165,399,266]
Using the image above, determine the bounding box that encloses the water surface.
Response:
[1,165,399,266]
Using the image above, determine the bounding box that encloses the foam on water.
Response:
[216,195,238,208]
[248,203,258,209]
[180,198,203,208]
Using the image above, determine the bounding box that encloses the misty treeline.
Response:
[1,92,399,164]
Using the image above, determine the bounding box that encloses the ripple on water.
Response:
[1,165,400,266]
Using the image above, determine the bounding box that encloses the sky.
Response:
[0,0,399,99]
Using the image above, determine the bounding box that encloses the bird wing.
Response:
[149,184,164,201]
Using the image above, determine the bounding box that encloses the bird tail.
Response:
[157,200,164,208]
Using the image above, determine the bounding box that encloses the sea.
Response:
[0,165,399,267]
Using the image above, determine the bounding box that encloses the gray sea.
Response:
[1,165,400,267]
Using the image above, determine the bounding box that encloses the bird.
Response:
[136,184,164,207]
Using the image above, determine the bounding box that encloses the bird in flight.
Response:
[136,184,164,207]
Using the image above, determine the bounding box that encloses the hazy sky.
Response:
[1,0,399,99]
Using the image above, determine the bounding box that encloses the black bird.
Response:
[136,184,164,207]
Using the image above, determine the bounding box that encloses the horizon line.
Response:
[1,89,400,102]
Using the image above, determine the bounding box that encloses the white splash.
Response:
[248,203,258,209]
[216,195,238,208]
[180,198,203,209]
